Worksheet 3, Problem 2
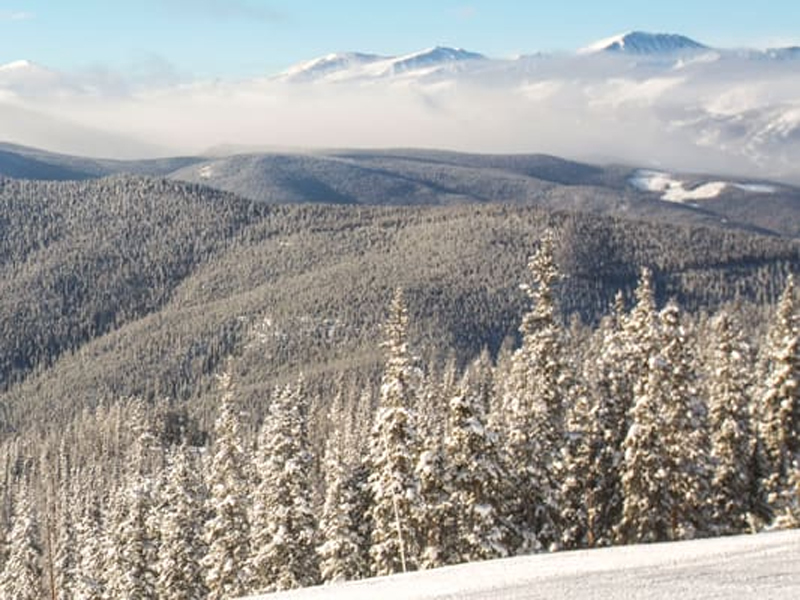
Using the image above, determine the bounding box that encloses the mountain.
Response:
[166,149,800,238]
[1,175,798,437]
[277,52,386,82]
[0,142,202,179]
[276,46,486,82]
[764,46,800,60]
[580,31,709,55]
[2,143,800,237]
[4,33,800,183]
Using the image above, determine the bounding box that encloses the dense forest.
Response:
[0,176,797,598]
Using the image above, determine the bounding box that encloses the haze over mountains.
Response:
[2,31,800,183]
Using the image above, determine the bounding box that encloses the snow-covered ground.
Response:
[242,530,800,600]
[629,169,777,203]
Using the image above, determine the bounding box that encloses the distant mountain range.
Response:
[276,46,486,83]
[2,142,800,238]
[2,32,800,183]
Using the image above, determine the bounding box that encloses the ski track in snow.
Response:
[241,530,800,600]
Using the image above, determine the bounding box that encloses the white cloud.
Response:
[3,51,800,183]
[0,10,34,21]
[452,5,477,20]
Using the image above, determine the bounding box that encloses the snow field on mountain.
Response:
[630,169,777,203]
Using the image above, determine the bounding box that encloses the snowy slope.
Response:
[242,530,800,600]
[579,31,708,55]
[629,169,778,203]
[276,46,486,83]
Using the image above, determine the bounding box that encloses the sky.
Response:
[2,0,800,79]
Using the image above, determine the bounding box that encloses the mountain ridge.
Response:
[2,143,799,238]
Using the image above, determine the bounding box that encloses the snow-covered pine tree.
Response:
[317,436,365,583]
[444,351,508,562]
[622,269,659,403]
[250,379,319,592]
[503,231,566,553]
[416,430,452,570]
[559,377,595,550]
[658,302,711,540]
[616,273,670,544]
[53,442,77,600]
[759,275,800,526]
[203,368,252,600]
[105,481,158,600]
[105,404,160,600]
[156,443,208,600]
[72,489,106,600]
[368,288,422,575]
[707,310,756,534]
[581,294,632,547]
[0,486,44,600]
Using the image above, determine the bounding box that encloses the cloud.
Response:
[0,10,34,21]
[4,52,800,183]
[164,0,283,22]
[452,5,477,20]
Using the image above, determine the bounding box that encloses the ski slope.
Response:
[242,530,800,599]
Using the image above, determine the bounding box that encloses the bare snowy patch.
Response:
[630,169,777,203]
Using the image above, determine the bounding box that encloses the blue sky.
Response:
[2,0,799,78]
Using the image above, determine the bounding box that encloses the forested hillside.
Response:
[0,175,797,598]
[4,144,800,238]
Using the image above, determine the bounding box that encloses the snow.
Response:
[276,46,485,83]
[579,32,707,56]
[629,169,777,203]
[241,530,800,600]
[734,183,778,193]
[0,59,36,72]
[579,32,634,55]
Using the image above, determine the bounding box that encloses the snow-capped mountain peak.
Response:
[0,59,36,72]
[277,46,485,83]
[277,52,385,82]
[580,31,708,55]
[0,59,54,75]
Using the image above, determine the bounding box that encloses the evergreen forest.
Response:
[0,175,798,598]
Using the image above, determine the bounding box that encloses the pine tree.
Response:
[156,444,208,600]
[53,444,78,600]
[582,295,632,547]
[559,379,595,550]
[72,491,106,600]
[105,402,160,600]
[317,438,364,584]
[105,482,158,600]
[658,302,711,540]
[203,368,252,600]
[250,380,319,592]
[444,352,508,562]
[0,488,44,600]
[503,231,565,553]
[416,434,452,569]
[368,288,422,575]
[616,274,669,544]
[707,310,756,534]
[760,275,800,526]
